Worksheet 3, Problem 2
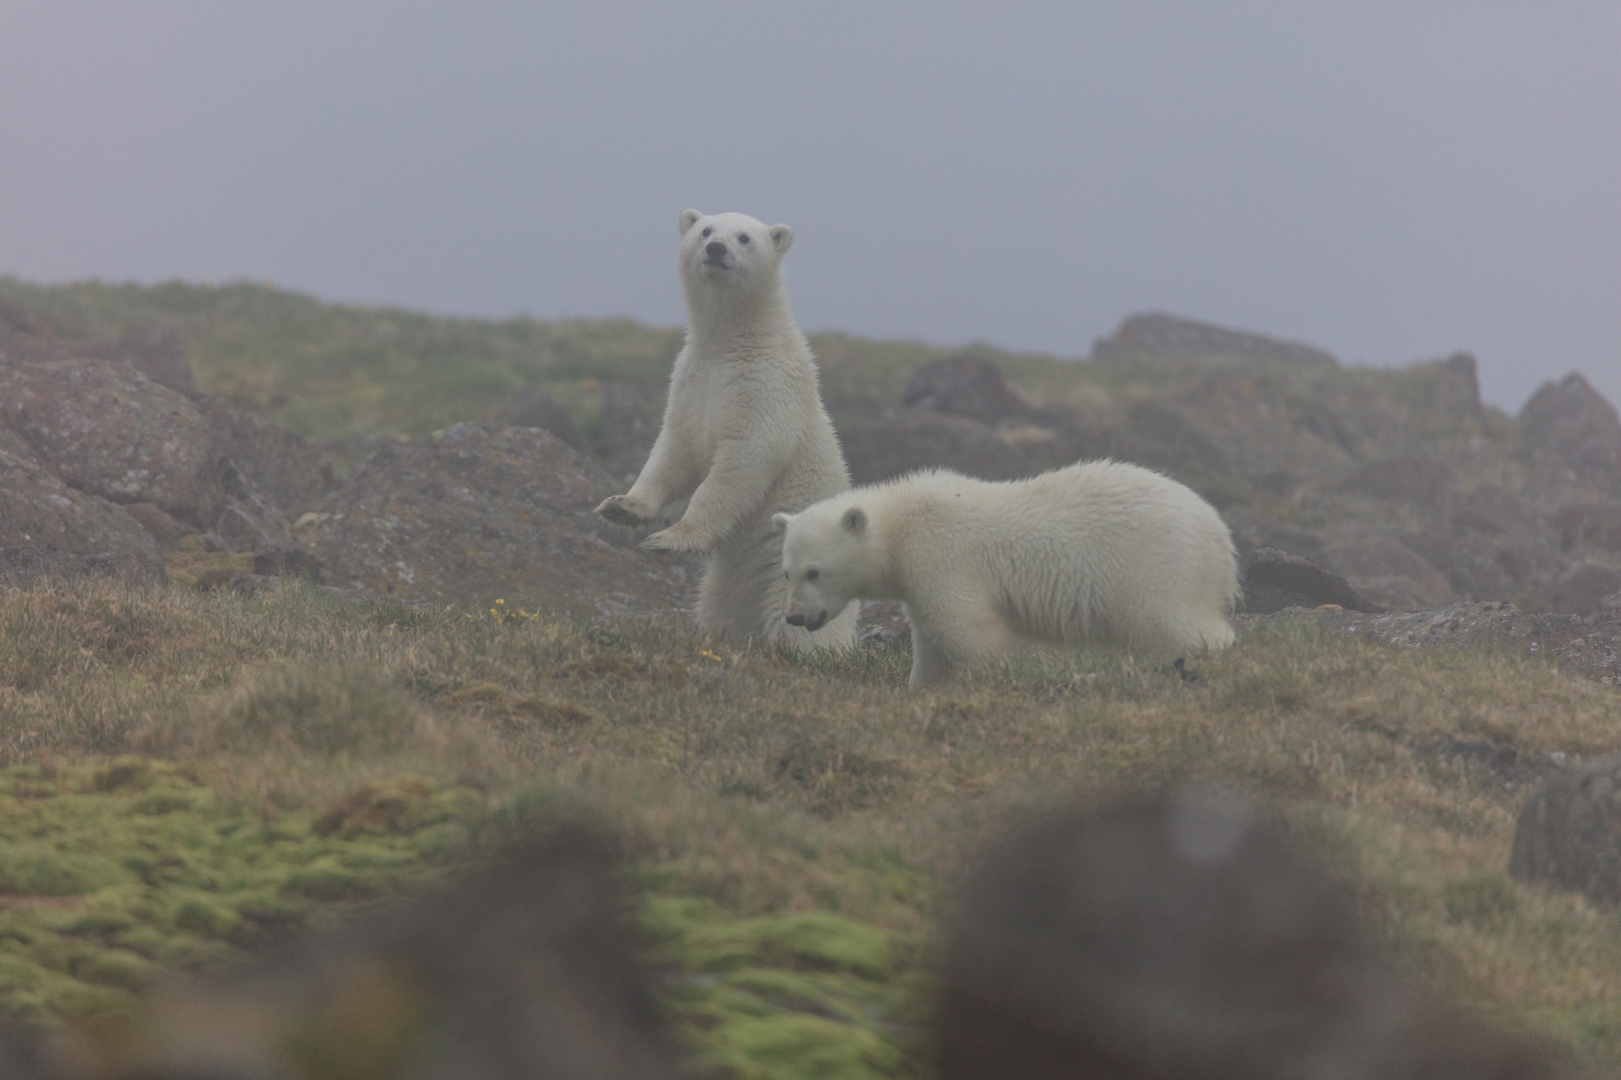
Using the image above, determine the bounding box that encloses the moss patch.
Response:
[0,762,478,1024]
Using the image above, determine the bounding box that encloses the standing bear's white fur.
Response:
[596,209,858,650]
[773,461,1239,687]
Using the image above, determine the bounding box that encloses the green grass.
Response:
[2,580,1620,1075]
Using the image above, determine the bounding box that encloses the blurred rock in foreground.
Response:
[46,827,685,1080]
[939,784,1552,1080]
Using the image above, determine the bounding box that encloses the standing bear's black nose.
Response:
[705,241,727,259]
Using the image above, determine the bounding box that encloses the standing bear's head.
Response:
[678,210,795,311]
[772,502,874,632]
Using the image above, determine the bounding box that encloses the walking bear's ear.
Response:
[841,508,867,536]
[770,512,793,534]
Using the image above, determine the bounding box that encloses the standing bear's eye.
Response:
[805,569,819,580]
[738,233,750,244]
[701,227,712,237]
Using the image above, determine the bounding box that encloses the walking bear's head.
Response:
[773,502,872,633]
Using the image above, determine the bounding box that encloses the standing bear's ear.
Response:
[770,512,793,534]
[768,224,794,254]
[680,209,704,235]
[840,507,867,535]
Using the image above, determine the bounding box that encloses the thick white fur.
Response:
[773,461,1239,687]
[595,209,857,650]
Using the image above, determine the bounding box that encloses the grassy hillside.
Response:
[2,581,1619,1075]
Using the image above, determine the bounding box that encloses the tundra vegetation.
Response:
[1,278,1620,1077]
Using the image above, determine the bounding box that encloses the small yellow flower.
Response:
[496,598,505,605]
[700,649,725,663]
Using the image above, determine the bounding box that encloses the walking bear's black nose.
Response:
[785,614,806,627]
[705,241,727,259]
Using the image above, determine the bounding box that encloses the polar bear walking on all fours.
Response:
[596,209,858,651]
[773,461,1240,688]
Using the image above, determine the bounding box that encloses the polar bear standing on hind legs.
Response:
[596,209,858,651]
[774,461,1239,688]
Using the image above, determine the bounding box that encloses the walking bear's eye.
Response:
[702,227,712,237]
[738,233,751,244]
[805,569,819,580]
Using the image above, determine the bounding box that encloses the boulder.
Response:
[1520,373,1621,480]
[1126,404,1230,473]
[939,785,1549,1080]
[1242,546,1381,613]
[595,381,657,483]
[0,358,225,530]
[901,356,1031,427]
[1092,311,1340,369]
[504,388,583,449]
[196,396,332,521]
[54,827,684,1080]
[837,413,1035,486]
[1510,756,1621,905]
[1318,528,1455,612]
[1340,455,1456,508]
[1548,562,1621,617]
[0,442,165,586]
[295,423,692,616]
[1456,484,1532,535]
[1552,502,1621,553]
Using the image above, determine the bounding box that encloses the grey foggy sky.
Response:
[2,4,1618,413]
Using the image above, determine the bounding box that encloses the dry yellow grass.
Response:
[2,579,1620,1073]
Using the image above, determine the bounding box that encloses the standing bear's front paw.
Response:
[596,494,656,528]
[641,524,705,554]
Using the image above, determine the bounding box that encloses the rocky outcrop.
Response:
[0,359,226,530]
[595,382,658,484]
[838,413,1035,486]
[1510,757,1621,906]
[1317,527,1457,612]
[1521,373,1621,483]
[1241,546,1381,613]
[0,440,165,586]
[196,396,331,521]
[902,356,1033,427]
[940,785,1550,1080]
[295,423,692,616]
[1092,311,1340,369]
[503,388,583,449]
[1247,599,1621,689]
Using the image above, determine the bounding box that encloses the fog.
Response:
[2,3,1617,410]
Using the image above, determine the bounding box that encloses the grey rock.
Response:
[297,423,691,616]
[1092,311,1340,369]
[1318,528,1455,612]
[1548,563,1621,617]
[940,785,1550,1080]
[1242,546,1381,613]
[505,388,583,449]
[837,413,1034,486]
[1520,373,1621,481]
[51,827,684,1080]
[0,443,166,586]
[595,381,657,481]
[0,357,226,529]
[901,356,1031,427]
[197,396,333,521]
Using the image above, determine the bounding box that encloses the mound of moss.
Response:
[0,762,478,1023]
